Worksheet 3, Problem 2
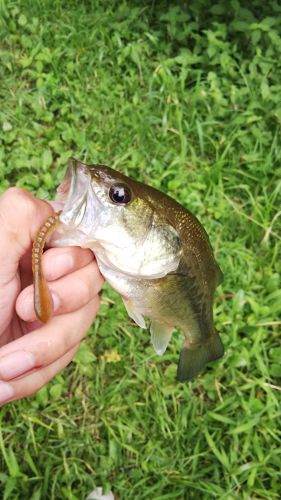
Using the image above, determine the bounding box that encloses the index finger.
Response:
[0,188,54,280]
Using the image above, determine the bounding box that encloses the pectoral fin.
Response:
[122,298,146,328]
[177,333,224,382]
[150,321,174,355]
[216,263,224,286]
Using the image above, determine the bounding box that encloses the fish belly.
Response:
[97,260,202,341]
[98,260,223,380]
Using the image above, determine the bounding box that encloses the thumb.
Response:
[0,188,54,283]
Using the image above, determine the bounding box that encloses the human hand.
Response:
[0,188,103,404]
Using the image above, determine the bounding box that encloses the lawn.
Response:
[0,0,280,499]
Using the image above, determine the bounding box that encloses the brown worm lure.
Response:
[32,211,62,323]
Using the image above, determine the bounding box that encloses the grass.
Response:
[0,0,280,498]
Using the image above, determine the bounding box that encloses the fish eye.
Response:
[109,184,132,205]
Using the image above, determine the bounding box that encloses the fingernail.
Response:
[0,381,15,404]
[0,351,35,380]
[51,292,61,312]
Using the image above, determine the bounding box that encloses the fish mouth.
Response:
[56,158,90,228]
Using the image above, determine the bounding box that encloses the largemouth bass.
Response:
[33,158,224,381]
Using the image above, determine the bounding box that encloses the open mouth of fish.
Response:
[50,158,106,250]
[56,158,90,229]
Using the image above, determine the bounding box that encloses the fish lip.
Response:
[56,158,90,228]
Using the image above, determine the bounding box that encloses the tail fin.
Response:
[177,334,224,382]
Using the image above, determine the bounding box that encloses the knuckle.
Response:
[10,384,37,402]
[0,187,37,219]
[77,279,92,305]
[21,371,49,400]
[93,294,101,311]
[2,187,32,206]
[88,261,104,290]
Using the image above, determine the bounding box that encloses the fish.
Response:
[33,158,224,381]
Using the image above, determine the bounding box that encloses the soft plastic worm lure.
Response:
[32,212,62,322]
